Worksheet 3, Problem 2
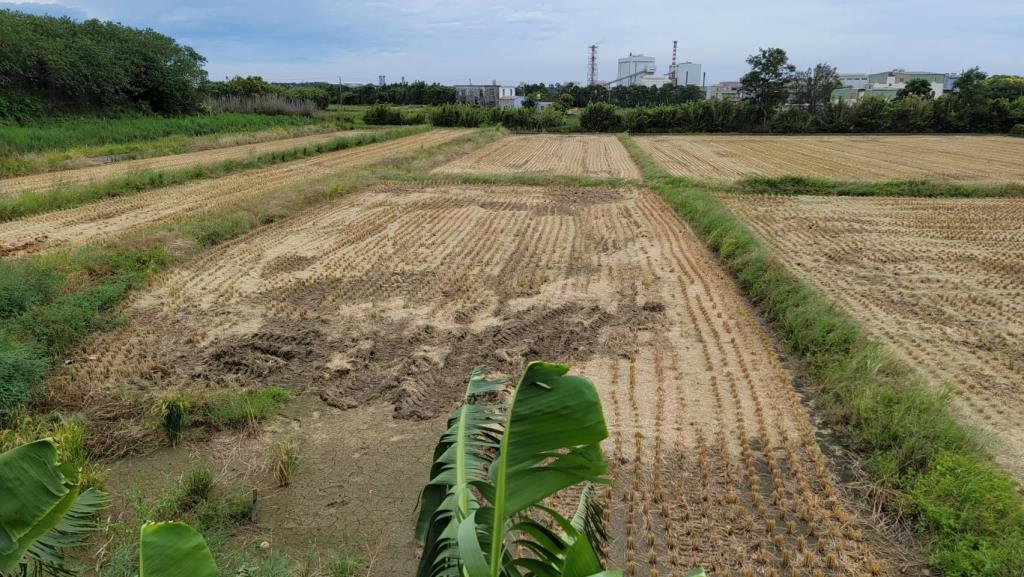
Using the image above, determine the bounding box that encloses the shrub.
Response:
[537,105,566,131]
[363,103,405,125]
[580,102,623,132]
[1011,124,1024,137]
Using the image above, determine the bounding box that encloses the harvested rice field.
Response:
[66,183,917,576]
[0,129,470,258]
[637,134,1024,182]
[724,193,1024,481]
[434,134,642,179]
[0,129,373,196]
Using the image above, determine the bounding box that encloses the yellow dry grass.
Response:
[637,134,1024,182]
[725,193,1024,481]
[435,134,642,179]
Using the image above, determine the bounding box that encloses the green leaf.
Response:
[487,361,610,576]
[23,487,110,576]
[139,522,216,577]
[0,439,75,572]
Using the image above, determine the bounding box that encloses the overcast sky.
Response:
[4,0,1022,85]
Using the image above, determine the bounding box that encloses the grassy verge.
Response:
[620,133,1024,576]
[735,175,1024,198]
[0,113,323,158]
[0,126,430,222]
[0,121,353,179]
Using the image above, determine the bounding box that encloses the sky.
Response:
[3,0,1023,86]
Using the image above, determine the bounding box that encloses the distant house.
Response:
[832,70,954,102]
[454,82,515,107]
[498,97,556,110]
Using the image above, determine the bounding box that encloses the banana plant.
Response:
[415,362,621,577]
[0,439,108,577]
[139,522,216,577]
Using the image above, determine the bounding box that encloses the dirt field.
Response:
[637,135,1024,182]
[0,130,373,196]
[0,129,470,258]
[724,194,1024,481]
[66,183,918,576]
[434,134,641,179]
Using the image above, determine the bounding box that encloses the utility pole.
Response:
[587,44,599,86]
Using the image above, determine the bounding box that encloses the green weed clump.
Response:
[195,387,291,430]
[0,246,167,417]
[619,134,1024,576]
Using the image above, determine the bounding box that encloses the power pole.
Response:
[587,44,599,86]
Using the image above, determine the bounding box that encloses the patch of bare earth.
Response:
[724,193,1024,483]
[434,134,642,180]
[70,183,921,575]
[636,134,1024,182]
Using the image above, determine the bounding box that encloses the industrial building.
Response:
[832,70,952,101]
[706,81,743,101]
[454,82,515,107]
[669,62,702,87]
[616,54,657,86]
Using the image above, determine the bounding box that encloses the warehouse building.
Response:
[832,70,950,101]
[616,54,656,86]
[454,82,515,107]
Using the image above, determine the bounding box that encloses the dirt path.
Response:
[435,134,641,179]
[76,183,919,576]
[0,130,373,196]
[724,193,1024,483]
[0,129,471,258]
[636,135,1024,182]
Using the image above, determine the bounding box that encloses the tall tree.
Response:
[740,47,796,127]
[792,63,841,116]
[896,78,935,100]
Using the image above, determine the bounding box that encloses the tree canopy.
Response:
[0,9,208,119]
[741,47,797,126]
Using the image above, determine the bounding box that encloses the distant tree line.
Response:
[0,9,208,119]
[338,82,456,106]
[577,49,1024,134]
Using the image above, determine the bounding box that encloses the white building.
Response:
[838,73,869,90]
[636,74,673,88]
[670,62,702,86]
[617,54,656,86]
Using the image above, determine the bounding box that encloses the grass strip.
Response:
[0,126,431,222]
[0,113,320,158]
[734,175,1024,198]
[620,133,1024,576]
[0,127,501,431]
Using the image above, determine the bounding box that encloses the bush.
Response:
[428,104,491,127]
[579,102,622,132]
[363,104,405,125]
[1011,124,1024,137]
[537,106,566,130]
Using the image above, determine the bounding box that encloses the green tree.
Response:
[792,63,842,117]
[897,78,935,100]
[740,47,797,127]
[984,75,1024,100]
[579,102,622,132]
